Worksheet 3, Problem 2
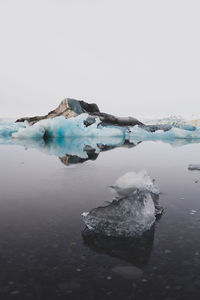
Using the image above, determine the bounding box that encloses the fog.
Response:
[0,0,200,118]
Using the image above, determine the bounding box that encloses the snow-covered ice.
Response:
[143,115,200,130]
[111,170,159,196]
[127,125,200,144]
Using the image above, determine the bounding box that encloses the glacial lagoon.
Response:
[0,136,200,299]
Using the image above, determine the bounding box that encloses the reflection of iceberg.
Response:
[23,136,126,158]
[1,133,200,167]
[82,171,162,237]
[155,139,200,147]
[0,135,126,161]
[82,226,154,267]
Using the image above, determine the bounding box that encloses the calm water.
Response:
[0,139,200,300]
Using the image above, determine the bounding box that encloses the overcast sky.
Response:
[0,0,200,118]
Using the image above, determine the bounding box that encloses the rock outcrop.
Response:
[16,98,143,127]
[16,98,100,126]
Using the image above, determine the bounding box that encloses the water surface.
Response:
[0,139,200,299]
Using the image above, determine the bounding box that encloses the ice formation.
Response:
[128,125,200,144]
[111,170,159,196]
[82,171,162,237]
[1,113,200,142]
[82,190,156,237]
[144,115,200,130]
[12,114,125,139]
[0,121,24,137]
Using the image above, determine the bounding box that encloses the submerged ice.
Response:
[82,171,162,237]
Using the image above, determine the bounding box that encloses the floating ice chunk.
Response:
[82,170,162,237]
[144,115,200,130]
[82,190,156,237]
[111,170,159,196]
[128,125,200,144]
[12,123,45,139]
[12,114,125,139]
[0,121,24,137]
[188,164,200,171]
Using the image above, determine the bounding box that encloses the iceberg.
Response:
[2,99,200,143]
[0,121,24,137]
[2,115,200,142]
[12,114,126,139]
[128,125,200,144]
[82,171,162,237]
[144,115,200,130]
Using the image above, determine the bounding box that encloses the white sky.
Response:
[0,0,200,119]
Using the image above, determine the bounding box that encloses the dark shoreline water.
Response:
[0,140,200,299]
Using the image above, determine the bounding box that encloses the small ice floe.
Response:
[188,164,200,171]
[111,170,159,196]
[82,170,162,237]
[82,190,156,237]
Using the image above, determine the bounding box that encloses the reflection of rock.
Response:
[0,134,138,166]
[16,99,100,125]
[82,226,154,268]
[58,140,137,166]
[16,98,143,127]
[59,151,98,166]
